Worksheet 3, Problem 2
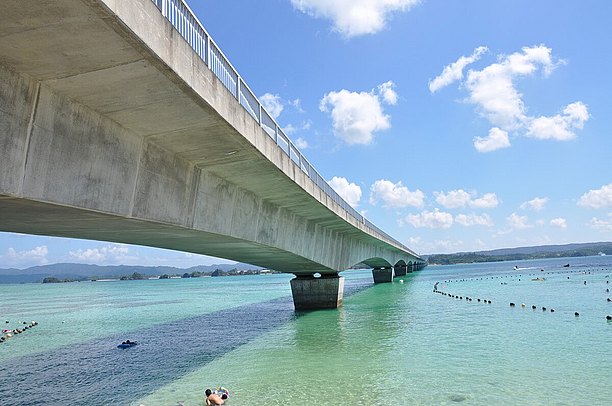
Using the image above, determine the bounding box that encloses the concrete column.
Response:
[394,265,407,277]
[290,273,344,311]
[372,267,394,283]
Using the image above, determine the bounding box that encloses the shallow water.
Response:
[1,256,611,405]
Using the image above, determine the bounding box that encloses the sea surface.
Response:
[1,255,612,405]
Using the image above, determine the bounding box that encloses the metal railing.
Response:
[151,0,416,256]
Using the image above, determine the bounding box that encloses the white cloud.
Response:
[5,246,49,265]
[377,81,398,105]
[295,137,309,149]
[435,189,499,209]
[260,93,284,119]
[433,45,588,149]
[404,209,454,229]
[455,213,493,227]
[291,0,420,38]
[520,197,549,211]
[470,193,500,208]
[429,46,488,93]
[507,213,533,230]
[587,214,612,231]
[473,127,511,153]
[465,45,558,130]
[328,176,362,208]
[320,82,396,145]
[527,102,589,141]
[369,179,424,208]
[550,217,567,228]
[577,183,612,209]
[69,244,130,263]
[434,189,471,208]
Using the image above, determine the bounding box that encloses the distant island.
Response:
[3,241,611,283]
[425,241,612,265]
[0,262,278,284]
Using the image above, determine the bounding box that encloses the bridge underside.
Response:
[0,196,329,273]
[0,0,425,310]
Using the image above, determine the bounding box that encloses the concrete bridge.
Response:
[0,0,426,309]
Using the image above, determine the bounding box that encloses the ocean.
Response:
[1,255,611,405]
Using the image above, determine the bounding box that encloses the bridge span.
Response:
[0,0,426,309]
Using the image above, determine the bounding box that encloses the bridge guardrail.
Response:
[150,0,418,257]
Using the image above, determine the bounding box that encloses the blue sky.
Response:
[2,0,611,269]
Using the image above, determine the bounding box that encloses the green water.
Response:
[2,256,612,405]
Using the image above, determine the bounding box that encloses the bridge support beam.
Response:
[394,265,407,277]
[372,267,394,283]
[290,273,344,311]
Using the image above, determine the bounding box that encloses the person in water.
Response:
[205,389,224,405]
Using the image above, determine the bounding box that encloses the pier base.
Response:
[394,265,407,277]
[290,273,344,311]
[372,267,394,283]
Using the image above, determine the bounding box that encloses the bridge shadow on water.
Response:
[0,277,373,405]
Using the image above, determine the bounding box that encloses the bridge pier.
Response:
[290,273,344,310]
[372,267,395,283]
[394,265,407,277]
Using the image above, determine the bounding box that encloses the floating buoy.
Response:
[521,303,526,308]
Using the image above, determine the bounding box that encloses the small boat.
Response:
[117,340,138,349]
[563,264,570,267]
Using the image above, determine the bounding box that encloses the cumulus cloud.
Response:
[507,213,533,230]
[455,213,493,227]
[260,93,284,119]
[404,209,454,229]
[587,214,612,231]
[465,45,558,130]
[432,45,589,151]
[295,137,309,149]
[377,81,398,105]
[471,193,500,208]
[429,46,488,93]
[5,246,49,265]
[473,127,511,153]
[369,179,424,208]
[320,82,397,145]
[434,189,471,208]
[69,244,130,263]
[527,102,589,140]
[520,197,549,211]
[550,217,567,228]
[328,176,362,208]
[434,189,499,209]
[291,0,420,38]
[577,183,612,209]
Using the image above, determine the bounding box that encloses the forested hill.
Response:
[425,242,612,265]
[0,262,261,284]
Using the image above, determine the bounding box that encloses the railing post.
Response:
[161,0,167,17]
[206,36,211,68]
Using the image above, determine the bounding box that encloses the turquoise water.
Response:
[1,256,612,405]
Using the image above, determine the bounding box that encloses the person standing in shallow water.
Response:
[205,389,224,405]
